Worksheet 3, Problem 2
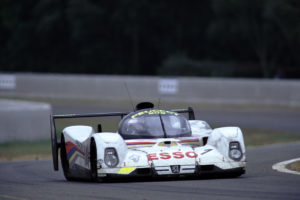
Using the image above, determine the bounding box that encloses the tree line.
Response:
[1,0,300,78]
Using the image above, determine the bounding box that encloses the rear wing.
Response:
[172,107,195,121]
[50,107,195,171]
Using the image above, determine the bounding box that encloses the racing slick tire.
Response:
[60,134,74,181]
[90,138,102,182]
[223,168,246,178]
[228,168,246,178]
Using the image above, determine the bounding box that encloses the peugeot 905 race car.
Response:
[50,102,246,181]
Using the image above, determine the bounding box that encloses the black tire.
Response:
[60,134,74,181]
[225,168,246,178]
[90,139,100,182]
[50,116,58,171]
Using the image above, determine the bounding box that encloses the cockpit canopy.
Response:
[118,109,191,139]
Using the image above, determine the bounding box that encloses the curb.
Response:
[272,158,300,175]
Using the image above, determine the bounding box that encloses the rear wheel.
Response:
[60,134,74,181]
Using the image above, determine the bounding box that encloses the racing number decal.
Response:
[147,152,198,161]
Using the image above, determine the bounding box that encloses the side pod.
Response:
[207,127,246,162]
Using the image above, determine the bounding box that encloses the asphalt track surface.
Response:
[1,142,300,200]
[1,104,300,200]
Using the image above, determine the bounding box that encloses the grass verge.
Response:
[243,129,300,146]
[0,140,51,161]
[0,129,300,161]
[287,161,300,172]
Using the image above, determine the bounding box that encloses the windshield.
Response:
[118,110,191,139]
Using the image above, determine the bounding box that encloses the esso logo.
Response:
[147,152,198,161]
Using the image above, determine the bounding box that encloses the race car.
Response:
[50,102,246,181]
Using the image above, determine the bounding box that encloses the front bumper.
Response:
[98,164,246,178]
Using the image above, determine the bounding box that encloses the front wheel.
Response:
[90,139,101,182]
[224,168,246,178]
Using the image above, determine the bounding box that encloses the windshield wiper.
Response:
[159,114,167,138]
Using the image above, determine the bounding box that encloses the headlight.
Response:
[104,148,119,167]
[229,142,242,161]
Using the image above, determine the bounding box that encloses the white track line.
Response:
[272,158,300,175]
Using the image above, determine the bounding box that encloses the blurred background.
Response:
[1,0,300,78]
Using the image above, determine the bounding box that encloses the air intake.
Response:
[136,102,154,110]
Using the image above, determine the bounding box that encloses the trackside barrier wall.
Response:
[1,73,300,107]
[0,99,51,143]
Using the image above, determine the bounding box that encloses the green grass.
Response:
[1,129,300,161]
[243,129,300,146]
[287,161,300,172]
[0,140,51,161]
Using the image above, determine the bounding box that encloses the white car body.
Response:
[51,106,246,181]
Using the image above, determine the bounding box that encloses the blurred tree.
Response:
[0,0,300,78]
[0,0,37,71]
[270,0,300,76]
[208,0,300,78]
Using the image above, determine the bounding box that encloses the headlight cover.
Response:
[229,141,242,161]
[104,148,119,167]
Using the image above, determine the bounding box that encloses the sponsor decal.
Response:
[171,165,180,173]
[158,79,178,95]
[131,109,178,119]
[129,154,140,162]
[0,75,16,90]
[66,141,85,164]
[186,152,198,158]
[147,151,198,161]
[173,152,185,159]
[147,153,159,161]
[201,149,213,155]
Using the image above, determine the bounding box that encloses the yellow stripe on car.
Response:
[127,144,153,147]
[117,167,136,174]
[69,151,84,164]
